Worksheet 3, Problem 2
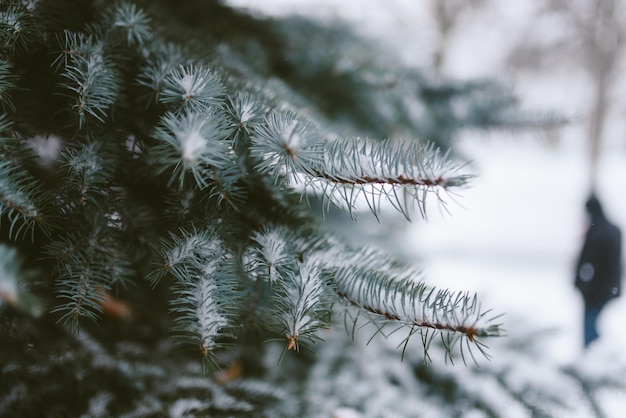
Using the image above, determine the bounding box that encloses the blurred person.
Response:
[575,195,622,347]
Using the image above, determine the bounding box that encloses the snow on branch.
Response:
[250,110,324,184]
[151,110,233,189]
[273,260,330,352]
[160,65,225,114]
[314,138,472,219]
[248,225,297,285]
[153,227,239,369]
[251,110,472,220]
[149,227,221,286]
[330,248,502,363]
[170,268,230,369]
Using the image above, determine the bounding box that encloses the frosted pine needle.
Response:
[152,111,230,188]
[161,65,225,113]
[250,226,295,284]
[273,260,329,352]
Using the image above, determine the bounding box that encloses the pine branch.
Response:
[314,138,471,219]
[208,164,247,208]
[250,110,324,184]
[154,227,239,369]
[0,116,53,239]
[320,139,469,187]
[149,227,220,286]
[52,268,107,334]
[224,93,267,147]
[0,2,591,416]
[0,3,38,54]
[108,2,152,47]
[55,1,153,131]
[251,110,472,220]
[170,267,233,371]
[272,259,331,352]
[244,226,334,351]
[48,219,134,333]
[160,65,225,114]
[0,60,16,112]
[330,248,502,362]
[137,41,186,106]
[53,30,92,71]
[151,110,233,189]
[0,159,48,239]
[58,39,121,128]
[247,225,297,285]
[58,140,114,210]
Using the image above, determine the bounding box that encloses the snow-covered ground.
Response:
[226,1,626,415]
[410,132,626,417]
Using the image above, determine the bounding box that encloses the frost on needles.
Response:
[0,0,507,386]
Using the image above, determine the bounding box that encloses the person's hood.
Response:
[586,195,606,224]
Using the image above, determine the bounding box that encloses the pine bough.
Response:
[0,1,503,372]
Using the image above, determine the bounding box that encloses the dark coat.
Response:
[575,196,622,307]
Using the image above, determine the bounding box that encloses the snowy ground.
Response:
[406,132,626,417]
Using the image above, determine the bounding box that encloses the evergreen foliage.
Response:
[0,1,617,417]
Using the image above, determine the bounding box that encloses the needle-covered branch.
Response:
[160,65,225,114]
[150,110,246,208]
[272,260,331,353]
[170,257,239,371]
[245,226,332,351]
[251,110,472,219]
[0,159,48,240]
[108,2,152,46]
[329,248,503,362]
[47,220,134,333]
[0,3,38,54]
[57,35,120,129]
[152,227,239,370]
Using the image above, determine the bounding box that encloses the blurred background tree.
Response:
[507,0,625,191]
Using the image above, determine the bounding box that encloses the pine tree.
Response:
[0,1,622,417]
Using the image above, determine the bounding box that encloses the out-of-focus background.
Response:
[227,0,626,414]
